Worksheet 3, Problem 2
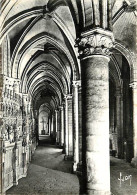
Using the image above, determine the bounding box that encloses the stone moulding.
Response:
[129,81,137,89]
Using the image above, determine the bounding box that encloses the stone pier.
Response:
[77,29,114,195]
[64,95,69,156]
[59,106,64,147]
[131,81,137,167]
[73,80,81,172]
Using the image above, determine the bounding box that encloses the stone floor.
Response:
[7,144,79,195]
[7,143,137,195]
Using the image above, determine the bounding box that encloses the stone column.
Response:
[68,96,73,156]
[72,80,81,172]
[51,115,54,133]
[130,81,137,167]
[59,106,64,146]
[64,95,72,157]
[78,87,82,165]
[57,110,61,144]
[55,110,58,143]
[109,96,115,133]
[64,95,69,156]
[76,29,114,195]
[115,88,123,158]
[48,117,51,136]
[53,113,56,142]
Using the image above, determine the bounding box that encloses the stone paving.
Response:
[7,145,79,195]
[7,144,137,195]
[7,144,79,195]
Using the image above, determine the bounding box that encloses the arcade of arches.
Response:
[0,0,136,194]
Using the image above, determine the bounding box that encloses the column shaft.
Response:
[133,88,137,157]
[115,90,123,158]
[57,110,60,144]
[73,81,80,171]
[81,56,110,194]
[131,84,137,167]
[68,98,73,156]
[65,97,69,155]
[133,89,137,157]
[48,117,51,136]
[51,115,54,133]
[55,110,58,143]
[60,106,64,146]
[109,98,115,133]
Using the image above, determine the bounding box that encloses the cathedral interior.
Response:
[0,0,137,194]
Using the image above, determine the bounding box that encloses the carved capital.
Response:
[72,80,81,87]
[129,81,137,89]
[64,94,72,100]
[4,76,20,87]
[75,28,114,59]
[59,105,63,111]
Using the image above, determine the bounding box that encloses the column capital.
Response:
[64,94,72,100]
[129,81,137,89]
[4,76,20,87]
[72,80,81,87]
[59,105,63,111]
[75,28,114,59]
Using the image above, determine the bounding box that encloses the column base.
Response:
[131,157,137,168]
[13,181,18,186]
[41,130,45,135]
[59,145,63,149]
[64,155,73,161]
[87,190,111,195]
[23,166,28,177]
[22,171,27,178]
[62,148,65,154]
[60,143,64,147]
[75,161,82,175]
[73,162,78,173]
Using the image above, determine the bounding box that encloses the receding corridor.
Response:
[0,1,137,194]
[6,140,137,195]
[7,142,79,195]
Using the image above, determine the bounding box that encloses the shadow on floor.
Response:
[31,144,74,174]
[7,142,137,195]
[7,143,79,195]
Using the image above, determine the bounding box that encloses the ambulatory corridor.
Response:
[7,141,137,195]
[0,0,137,194]
[7,142,79,195]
